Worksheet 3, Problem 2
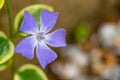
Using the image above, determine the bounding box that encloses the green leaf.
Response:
[74,23,90,42]
[0,31,14,64]
[0,63,7,71]
[14,64,48,80]
[0,58,12,71]
[0,0,4,9]
[14,4,54,36]
[0,31,6,38]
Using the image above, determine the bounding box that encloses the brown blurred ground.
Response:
[0,0,120,80]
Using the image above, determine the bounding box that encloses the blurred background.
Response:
[0,0,120,80]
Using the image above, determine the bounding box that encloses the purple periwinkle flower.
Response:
[15,10,66,69]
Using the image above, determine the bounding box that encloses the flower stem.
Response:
[5,0,14,38]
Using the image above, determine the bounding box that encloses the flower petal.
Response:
[36,43,57,69]
[40,10,59,33]
[45,28,66,47]
[15,36,37,60]
[20,11,38,34]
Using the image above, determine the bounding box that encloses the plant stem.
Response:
[5,0,15,79]
[5,0,14,38]
[11,55,15,79]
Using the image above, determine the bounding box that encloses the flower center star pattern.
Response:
[15,10,66,69]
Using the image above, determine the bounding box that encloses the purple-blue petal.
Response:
[15,36,37,60]
[20,11,38,34]
[40,10,59,33]
[36,43,57,69]
[45,28,66,47]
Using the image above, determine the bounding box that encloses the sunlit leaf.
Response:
[0,0,4,9]
[14,64,48,80]
[14,4,54,36]
[0,31,14,64]
[74,23,90,42]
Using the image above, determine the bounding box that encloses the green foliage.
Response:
[0,31,6,38]
[14,64,48,80]
[14,4,54,36]
[74,23,90,42]
[0,58,12,71]
[0,31,14,64]
[0,0,4,9]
